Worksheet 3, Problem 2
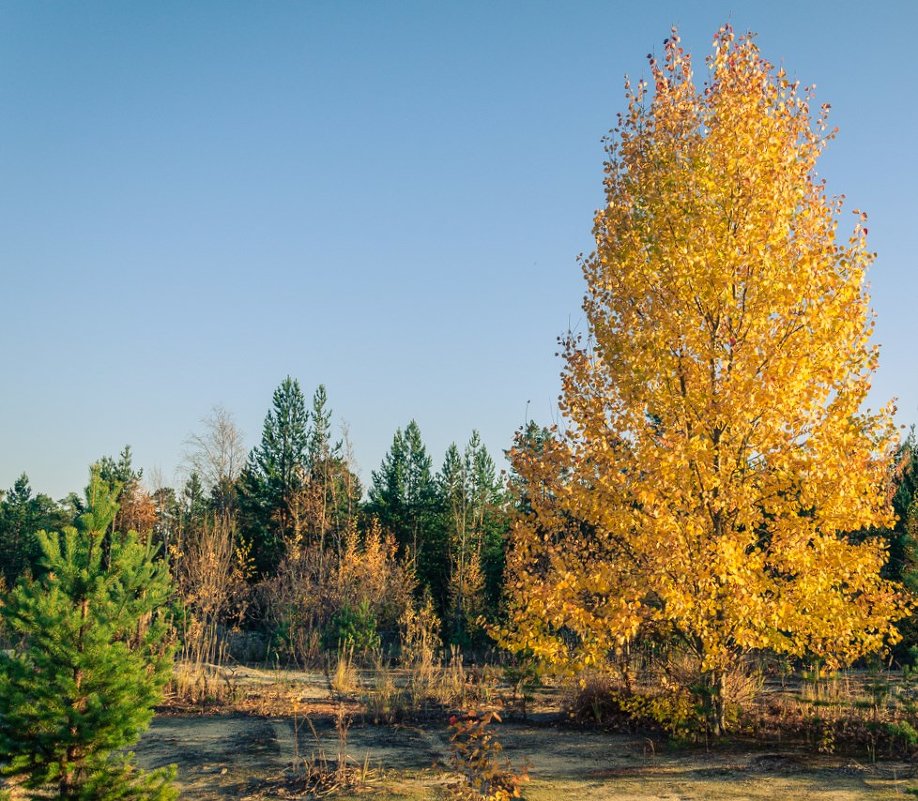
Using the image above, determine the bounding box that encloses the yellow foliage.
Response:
[501,27,910,706]
[448,712,528,800]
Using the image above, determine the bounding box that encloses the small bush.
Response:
[562,671,699,737]
[324,600,380,653]
[448,711,528,801]
[562,672,632,728]
[502,654,543,718]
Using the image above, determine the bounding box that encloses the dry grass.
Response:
[168,658,242,710]
[745,667,918,760]
[328,644,359,698]
[241,708,378,800]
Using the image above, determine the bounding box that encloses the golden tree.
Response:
[501,27,909,734]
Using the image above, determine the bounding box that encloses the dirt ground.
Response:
[135,710,917,800]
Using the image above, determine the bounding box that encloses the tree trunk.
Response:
[60,764,73,799]
[714,670,727,736]
[702,668,727,737]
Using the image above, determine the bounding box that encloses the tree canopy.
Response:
[501,27,909,733]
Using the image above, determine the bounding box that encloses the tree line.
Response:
[4,386,918,670]
[0,377,513,661]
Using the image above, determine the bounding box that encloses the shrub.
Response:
[325,600,381,653]
[448,711,527,801]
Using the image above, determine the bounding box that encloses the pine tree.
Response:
[0,469,176,800]
[96,446,152,538]
[367,421,440,596]
[300,385,361,549]
[507,421,554,516]
[307,384,335,473]
[181,472,209,528]
[439,442,469,633]
[0,473,70,586]
[97,445,142,486]
[439,433,507,644]
[238,377,310,575]
[367,427,409,536]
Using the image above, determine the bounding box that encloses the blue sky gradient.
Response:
[2,1,916,498]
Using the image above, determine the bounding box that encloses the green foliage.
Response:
[0,470,176,800]
[439,432,508,645]
[507,421,555,516]
[886,720,918,747]
[238,376,310,575]
[51,757,177,801]
[862,430,918,657]
[367,422,510,643]
[182,472,209,528]
[624,689,701,740]
[96,445,142,486]
[502,653,543,717]
[307,384,336,470]
[305,384,363,544]
[367,421,442,593]
[324,600,381,653]
[0,473,70,586]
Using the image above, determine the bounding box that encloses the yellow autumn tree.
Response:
[501,27,909,734]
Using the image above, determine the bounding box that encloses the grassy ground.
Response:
[4,663,908,799]
[135,709,916,800]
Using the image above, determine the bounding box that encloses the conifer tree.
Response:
[300,385,361,547]
[367,421,440,595]
[0,473,69,585]
[439,433,507,643]
[307,384,335,473]
[238,376,310,575]
[0,469,176,800]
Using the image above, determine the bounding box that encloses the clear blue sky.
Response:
[2,1,917,499]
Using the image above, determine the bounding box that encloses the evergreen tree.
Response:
[181,472,209,528]
[96,446,151,538]
[0,470,176,800]
[885,431,918,580]
[307,384,335,473]
[97,445,142,486]
[439,443,475,640]
[871,432,918,658]
[238,377,310,575]
[153,473,211,572]
[507,421,554,516]
[439,432,508,644]
[299,385,360,548]
[367,421,440,594]
[467,434,509,616]
[0,473,69,586]
[367,427,408,536]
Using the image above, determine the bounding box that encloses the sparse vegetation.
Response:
[3,19,917,801]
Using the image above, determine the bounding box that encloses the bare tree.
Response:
[183,405,246,495]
